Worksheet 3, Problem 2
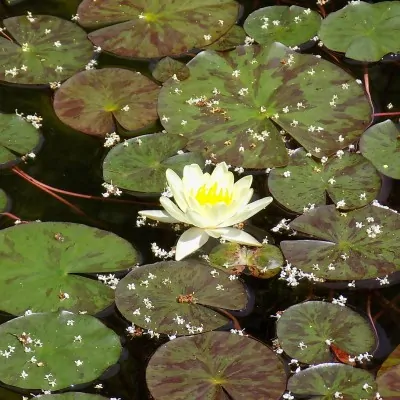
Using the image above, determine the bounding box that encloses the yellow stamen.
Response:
[195,182,232,205]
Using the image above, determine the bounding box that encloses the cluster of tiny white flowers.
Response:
[101,182,122,197]
[161,186,173,197]
[49,81,61,90]
[230,328,246,336]
[85,59,98,70]
[104,132,121,148]
[332,295,347,306]
[372,199,398,213]
[271,219,297,236]
[376,275,390,285]
[151,242,175,259]
[16,109,43,129]
[280,262,325,286]
[303,203,315,213]
[97,274,119,289]
[244,36,255,46]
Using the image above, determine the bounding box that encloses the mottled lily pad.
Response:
[268,148,380,213]
[0,113,41,168]
[288,363,377,400]
[0,15,93,84]
[77,0,239,58]
[146,331,286,399]
[206,25,247,51]
[376,364,400,400]
[208,242,283,279]
[115,260,248,335]
[276,301,376,364]
[102,133,204,194]
[0,222,138,315]
[158,43,371,168]
[0,189,9,212]
[0,311,121,390]
[53,68,160,137]
[318,1,400,62]
[378,345,400,377]
[152,57,190,83]
[244,5,321,47]
[280,204,400,281]
[360,119,400,179]
[37,394,108,400]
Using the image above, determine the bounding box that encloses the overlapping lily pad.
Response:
[77,0,239,58]
[208,242,283,279]
[53,68,160,137]
[102,133,204,194]
[205,25,247,51]
[376,344,400,399]
[146,331,286,399]
[287,363,377,400]
[158,43,371,168]
[0,113,42,168]
[276,301,376,364]
[0,222,138,315]
[115,260,248,335]
[0,15,93,84]
[318,1,400,62]
[268,148,380,213]
[38,394,108,400]
[280,204,400,281]
[360,119,400,179]
[0,311,121,390]
[152,57,190,83]
[244,5,321,47]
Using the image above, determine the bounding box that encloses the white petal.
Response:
[175,227,209,261]
[138,210,179,223]
[233,175,253,199]
[185,209,210,228]
[218,196,273,227]
[210,227,261,246]
[182,164,205,192]
[165,169,188,212]
[160,197,189,224]
[210,162,234,190]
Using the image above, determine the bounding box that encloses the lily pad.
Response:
[287,363,377,400]
[359,119,400,179]
[53,68,160,137]
[37,394,108,400]
[208,242,284,279]
[0,221,138,315]
[206,25,247,51]
[280,204,400,281]
[0,113,41,168]
[376,364,400,400]
[0,311,121,390]
[115,260,248,335]
[244,5,321,47]
[0,15,93,84]
[318,1,400,62]
[102,133,204,194]
[146,331,287,399]
[77,0,239,58]
[152,57,190,83]
[378,345,400,377]
[268,148,381,213]
[276,301,376,364]
[158,43,371,168]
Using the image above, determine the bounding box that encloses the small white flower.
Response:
[75,360,83,366]
[283,171,291,178]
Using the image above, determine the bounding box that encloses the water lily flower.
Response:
[138,162,272,261]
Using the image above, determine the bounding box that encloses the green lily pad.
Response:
[280,204,400,281]
[146,331,287,399]
[318,1,400,62]
[53,68,160,137]
[77,0,239,58]
[359,119,400,179]
[152,57,190,83]
[205,25,247,51]
[287,363,377,400]
[0,113,41,168]
[0,221,138,315]
[0,15,93,85]
[244,5,321,47]
[376,364,400,400]
[102,133,204,194]
[268,148,381,213]
[115,260,248,335]
[208,242,284,279]
[37,394,108,400]
[276,301,376,364]
[0,189,9,212]
[0,311,121,390]
[158,43,371,168]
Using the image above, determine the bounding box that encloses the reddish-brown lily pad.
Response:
[146,331,287,399]
[53,68,160,137]
[77,0,239,58]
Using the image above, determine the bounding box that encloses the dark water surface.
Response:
[0,0,399,399]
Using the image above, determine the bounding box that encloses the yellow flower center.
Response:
[195,182,232,205]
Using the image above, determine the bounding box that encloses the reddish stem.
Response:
[0,30,14,42]
[0,212,28,223]
[317,5,326,18]
[12,167,158,206]
[366,292,380,353]
[373,111,400,117]
[216,308,242,331]
[363,65,373,107]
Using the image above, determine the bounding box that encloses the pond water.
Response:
[0,0,399,399]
